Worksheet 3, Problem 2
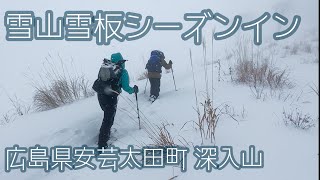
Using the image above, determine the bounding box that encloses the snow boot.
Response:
[149,95,157,103]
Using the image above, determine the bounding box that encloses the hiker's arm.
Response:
[121,69,135,94]
[161,59,172,70]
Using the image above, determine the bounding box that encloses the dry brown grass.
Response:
[152,123,176,147]
[33,76,94,111]
[198,98,219,143]
[235,59,292,95]
[231,37,293,99]
[31,55,94,111]
[189,45,238,144]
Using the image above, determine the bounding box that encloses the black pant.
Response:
[97,94,118,147]
[149,78,161,98]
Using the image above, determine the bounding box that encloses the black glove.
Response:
[169,60,173,64]
[133,85,139,94]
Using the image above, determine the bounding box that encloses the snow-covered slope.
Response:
[0,43,318,179]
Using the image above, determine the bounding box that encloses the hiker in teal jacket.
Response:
[97,53,138,149]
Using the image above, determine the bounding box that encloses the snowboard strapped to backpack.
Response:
[92,58,126,95]
[146,50,164,73]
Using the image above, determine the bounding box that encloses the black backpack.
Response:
[92,59,125,95]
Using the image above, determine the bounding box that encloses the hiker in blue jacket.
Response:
[145,50,172,102]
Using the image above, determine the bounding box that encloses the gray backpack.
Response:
[98,59,121,81]
[92,59,125,94]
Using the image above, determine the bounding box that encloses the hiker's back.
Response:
[146,55,162,73]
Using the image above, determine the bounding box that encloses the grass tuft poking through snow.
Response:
[231,37,293,99]
[31,55,94,111]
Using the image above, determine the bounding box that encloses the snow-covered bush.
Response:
[283,108,315,130]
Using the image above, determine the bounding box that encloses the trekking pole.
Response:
[144,78,148,94]
[135,92,141,130]
[171,66,177,91]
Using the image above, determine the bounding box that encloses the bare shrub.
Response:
[31,56,94,111]
[8,95,32,116]
[232,37,292,92]
[250,83,266,100]
[268,89,293,102]
[0,112,14,125]
[290,43,299,55]
[285,41,313,56]
[189,40,238,144]
[197,98,219,143]
[33,76,93,111]
[236,59,291,88]
[301,41,312,54]
[283,108,315,130]
[1,94,33,126]
[197,97,239,144]
[152,123,176,147]
[241,106,247,119]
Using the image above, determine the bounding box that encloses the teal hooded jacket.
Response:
[111,53,135,94]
